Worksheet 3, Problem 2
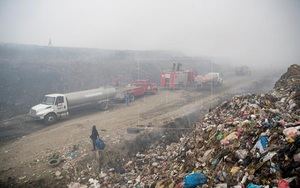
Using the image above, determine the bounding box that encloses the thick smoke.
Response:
[0,0,299,68]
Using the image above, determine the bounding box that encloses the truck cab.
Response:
[29,94,68,124]
[133,80,158,94]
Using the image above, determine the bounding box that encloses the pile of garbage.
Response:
[73,65,299,188]
[274,64,300,114]
[91,65,300,187]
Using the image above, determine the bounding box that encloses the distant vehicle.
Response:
[195,72,223,89]
[235,66,251,76]
[115,80,158,102]
[160,63,222,90]
[160,63,196,89]
[29,87,117,124]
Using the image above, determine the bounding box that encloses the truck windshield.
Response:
[42,96,55,105]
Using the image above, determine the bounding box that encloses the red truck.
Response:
[115,80,158,102]
[160,63,223,90]
[160,63,196,89]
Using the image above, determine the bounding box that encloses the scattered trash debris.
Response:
[88,64,299,187]
[183,172,207,188]
[55,171,61,177]
[88,178,100,188]
[67,182,87,188]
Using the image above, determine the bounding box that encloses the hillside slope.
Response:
[0,43,220,120]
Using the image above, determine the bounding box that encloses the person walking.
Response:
[90,125,99,151]
[90,125,106,166]
[125,92,130,106]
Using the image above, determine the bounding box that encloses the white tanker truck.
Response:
[29,87,117,124]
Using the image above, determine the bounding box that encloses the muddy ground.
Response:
[0,72,278,187]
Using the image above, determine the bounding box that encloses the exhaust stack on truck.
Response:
[29,87,116,124]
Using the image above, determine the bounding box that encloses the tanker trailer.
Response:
[29,87,116,124]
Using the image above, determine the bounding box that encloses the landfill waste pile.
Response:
[274,64,300,114]
[68,65,300,188]
[66,64,300,188]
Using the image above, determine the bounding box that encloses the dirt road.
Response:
[0,74,275,183]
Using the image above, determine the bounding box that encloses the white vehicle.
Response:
[195,72,223,89]
[203,72,223,86]
[29,87,117,124]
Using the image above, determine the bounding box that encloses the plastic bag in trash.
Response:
[293,152,300,162]
[283,127,300,141]
[220,132,238,145]
[235,149,248,159]
[278,179,289,188]
[255,135,268,153]
[95,138,105,150]
[246,183,263,188]
[261,151,276,163]
[183,172,207,188]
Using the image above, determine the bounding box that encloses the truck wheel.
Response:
[44,113,57,125]
[129,94,135,102]
[100,101,109,110]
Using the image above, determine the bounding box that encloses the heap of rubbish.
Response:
[68,64,300,188]
[274,64,300,113]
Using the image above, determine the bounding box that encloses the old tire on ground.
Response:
[127,127,144,134]
[44,113,57,125]
[48,158,61,167]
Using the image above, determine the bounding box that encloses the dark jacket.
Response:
[90,127,99,140]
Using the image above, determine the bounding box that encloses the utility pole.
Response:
[48,38,52,46]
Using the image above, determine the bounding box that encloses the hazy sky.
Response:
[0,0,299,65]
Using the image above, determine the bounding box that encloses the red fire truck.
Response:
[160,63,223,90]
[160,63,196,89]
